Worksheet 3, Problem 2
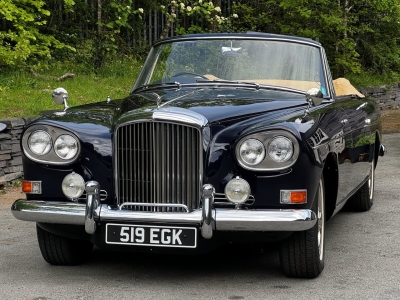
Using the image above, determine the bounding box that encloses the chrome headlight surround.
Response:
[22,124,81,165]
[235,130,300,171]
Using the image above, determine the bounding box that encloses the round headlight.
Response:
[225,178,251,204]
[239,139,265,165]
[62,172,85,200]
[54,135,78,160]
[268,136,293,163]
[28,130,52,155]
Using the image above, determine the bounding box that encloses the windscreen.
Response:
[134,39,327,94]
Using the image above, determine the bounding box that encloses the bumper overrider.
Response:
[11,181,317,239]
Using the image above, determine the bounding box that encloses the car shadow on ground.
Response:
[85,242,283,280]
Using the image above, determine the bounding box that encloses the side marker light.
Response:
[280,190,307,204]
[22,180,42,194]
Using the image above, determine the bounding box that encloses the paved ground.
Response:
[1,134,399,300]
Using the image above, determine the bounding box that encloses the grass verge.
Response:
[346,72,400,88]
[0,58,143,119]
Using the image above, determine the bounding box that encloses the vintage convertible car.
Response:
[11,33,386,278]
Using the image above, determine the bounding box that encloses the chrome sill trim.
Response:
[12,200,316,232]
[11,200,85,225]
[215,209,316,231]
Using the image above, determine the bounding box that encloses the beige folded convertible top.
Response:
[333,78,364,98]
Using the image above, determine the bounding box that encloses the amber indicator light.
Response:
[22,181,33,193]
[290,191,307,203]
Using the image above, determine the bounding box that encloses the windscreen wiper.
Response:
[133,79,306,96]
[196,79,261,89]
[132,81,183,93]
[196,79,306,95]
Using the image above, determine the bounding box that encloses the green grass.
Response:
[1,58,399,119]
[0,58,143,119]
[346,72,400,88]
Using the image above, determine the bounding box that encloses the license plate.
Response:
[106,224,197,248]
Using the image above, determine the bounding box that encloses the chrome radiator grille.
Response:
[116,121,202,212]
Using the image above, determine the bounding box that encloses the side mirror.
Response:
[306,88,324,107]
[52,87,69,111]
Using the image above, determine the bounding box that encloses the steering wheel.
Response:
[171,72,209,80]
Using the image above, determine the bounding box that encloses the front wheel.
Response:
[279,178,325,278]
[36,224,93,265]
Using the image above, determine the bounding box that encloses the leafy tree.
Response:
[2,0,400,79]
[0,0,74,67]
[227,0,400,78]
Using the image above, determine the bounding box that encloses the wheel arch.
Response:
[322,153,338,221]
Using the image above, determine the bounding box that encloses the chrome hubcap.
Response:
[317,179,325,261]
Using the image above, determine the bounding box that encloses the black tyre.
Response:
[279,178,325,278]
[36,224,93,265]
[345,157,375,212]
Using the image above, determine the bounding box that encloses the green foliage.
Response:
[346,71,400,88]
[100,1,143,55]
[224,0,400,79]
[0,0,74,67]
[9,179,22,187]
[1,0,400,83]
[159,0,239,35]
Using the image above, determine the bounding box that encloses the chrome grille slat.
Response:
[116,121,201,212]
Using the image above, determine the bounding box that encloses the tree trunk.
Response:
[160,5,176,39]
[97,0,102,35]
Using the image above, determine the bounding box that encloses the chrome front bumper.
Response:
[11,181,317,239]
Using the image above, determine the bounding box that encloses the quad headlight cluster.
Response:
[236,130,299,171]
[22,125,80,164]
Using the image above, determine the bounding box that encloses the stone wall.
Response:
[359,84,400,110]
[0,83,399,187]
[0,117,36,189]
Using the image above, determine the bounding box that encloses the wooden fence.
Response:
[1,0,235,48]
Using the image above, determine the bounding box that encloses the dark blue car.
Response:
[12,33,386,278]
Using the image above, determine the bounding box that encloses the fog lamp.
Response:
[62,172,85,200]
[225,177,251,204]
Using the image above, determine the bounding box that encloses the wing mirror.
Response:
[52,87,69,111]
[306,88,324,107]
